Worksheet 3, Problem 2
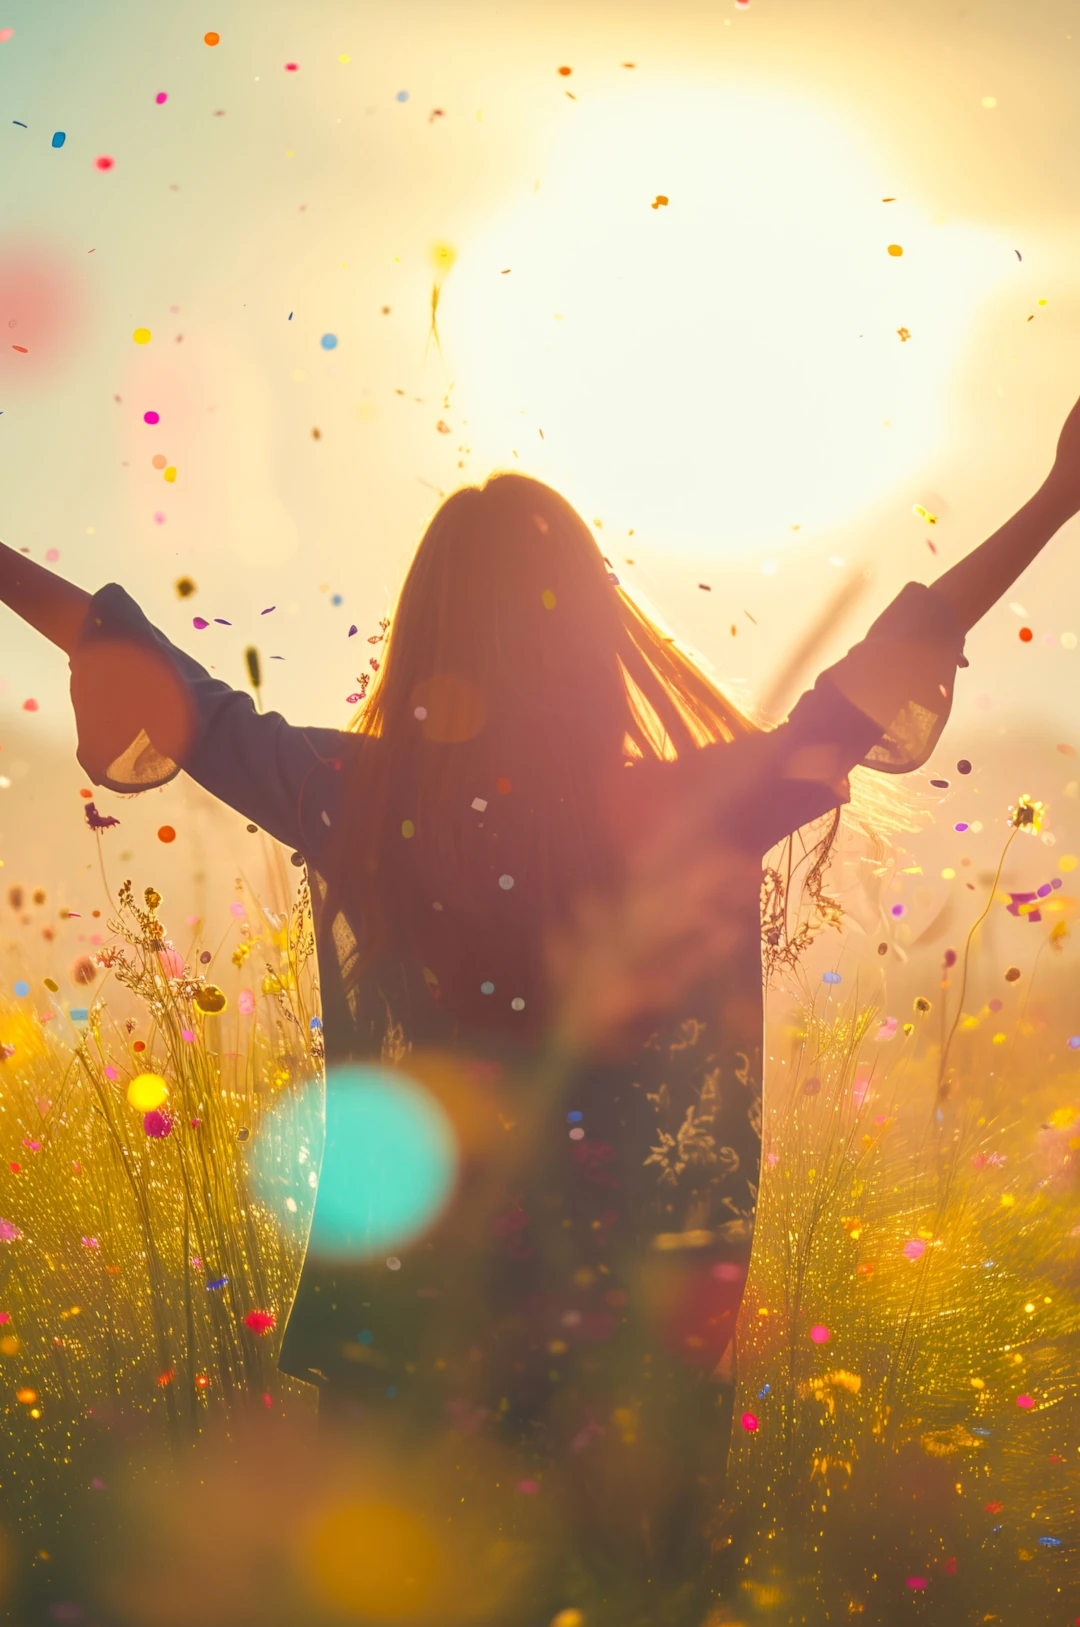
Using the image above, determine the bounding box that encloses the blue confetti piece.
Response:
[214,618,231,625]
[12,121,27,128]
[757,1384,771,1398]
[822,971,842,985]
[13,980,29,998]
[1068,1036,1080,1049]
[567,1110,583,1123]
[206,1275,229,1291]
[309,1015,323,1030]
[320,332,338,350]
[358,1329,374,1345]
[1039,1536,1061,1547]
[69,1007,89,1023]
[288,312,293,320]
[51,131,66,149]
[348,624,357,637]
[386,1385,397,1397]
[396,90,409,102]
[971,1427,991,1436]
[331,593,343,606]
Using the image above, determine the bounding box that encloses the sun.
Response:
[445,83,1017,556]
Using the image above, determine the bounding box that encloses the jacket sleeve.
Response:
[733,580,969,855]
[69,583,350,856]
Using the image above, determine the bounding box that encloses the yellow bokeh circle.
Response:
[127,1074,169,1112]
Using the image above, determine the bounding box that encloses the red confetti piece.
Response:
[94,156,114,171]
[1019,626,1033,642]
[157,826,176,843]
[22,698,38,711]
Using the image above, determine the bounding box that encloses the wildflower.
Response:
[144,887,161,912]
[1008,793,1046,835]
[83,802,120,832]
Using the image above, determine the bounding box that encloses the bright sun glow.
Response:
[447,84,1016,556]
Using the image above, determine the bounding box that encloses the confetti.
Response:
[94,155,114,171]
[157,826,176,844]
[887,244,903,257]
[809,1324,830,1344]
[175,577,196,597]
[143,410,160,425]
[155,92,168,105]
[132,328,151,345]
[320,333,338,350]
[50,132,65,149]
[204,30,220,46]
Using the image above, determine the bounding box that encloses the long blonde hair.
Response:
[326,471,909,1033]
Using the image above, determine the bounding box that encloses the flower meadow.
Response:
[0,798,1077,1624]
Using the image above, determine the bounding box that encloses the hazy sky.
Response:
[2,0,1080,925]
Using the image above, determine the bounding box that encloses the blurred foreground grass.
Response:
[0,847,1076,1624]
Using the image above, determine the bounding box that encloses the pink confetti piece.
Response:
[192,617,209,630]
[809,1324,831,1344]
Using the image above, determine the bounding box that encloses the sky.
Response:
[2,0,1080,940]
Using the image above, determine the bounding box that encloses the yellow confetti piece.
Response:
[132,327,151,345]
[401,819,415,839]
[541,590,557,610]
[163,466,177,483]
[887,244,903,257]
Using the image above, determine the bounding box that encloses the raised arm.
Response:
[0,538,91,653]
[0,546,351,857]
[931,395,1080,633]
